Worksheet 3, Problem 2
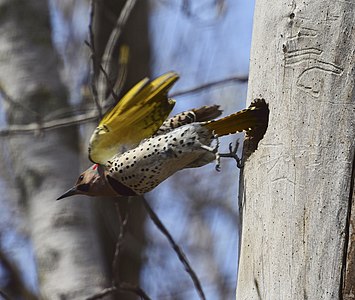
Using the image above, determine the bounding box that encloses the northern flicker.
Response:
[89,71,179,164]
[57,73,268,200]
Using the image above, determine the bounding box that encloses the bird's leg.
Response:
[219,140,243,168]
[214,133,221,172]
[201,132,221,172]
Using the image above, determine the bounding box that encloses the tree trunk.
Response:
[237,0,355,299]
[0,0,109,298]
[91,2,150,299]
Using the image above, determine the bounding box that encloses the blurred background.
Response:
[0,0,254,299]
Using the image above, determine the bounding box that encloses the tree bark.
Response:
[237,0,355,299]
[0,0,109,298]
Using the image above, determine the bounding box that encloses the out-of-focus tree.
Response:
[0,0,108,298]
[0,0,255,299]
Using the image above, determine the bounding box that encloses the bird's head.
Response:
[57,164,116,200]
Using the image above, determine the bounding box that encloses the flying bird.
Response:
[57,72,267,199]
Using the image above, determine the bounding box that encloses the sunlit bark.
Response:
[237,0,355,299]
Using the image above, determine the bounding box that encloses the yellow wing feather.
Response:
[89,72,179,164]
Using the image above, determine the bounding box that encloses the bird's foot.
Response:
[200,132,221,171]
[219,140,243,169]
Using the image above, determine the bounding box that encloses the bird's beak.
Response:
[57,186,77,200]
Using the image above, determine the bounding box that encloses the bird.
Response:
[57,72,268,200]
[89,71,179,165]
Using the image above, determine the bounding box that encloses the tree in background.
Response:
[0,0,253,299]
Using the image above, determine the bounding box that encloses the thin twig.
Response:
[0,76,248,137]
[86,287,117,300]
[98,0,137,102]
[86,200,151,300]
[119,282,151,300]
[112,201,129,285]
[87,0,103,119]
[171,75,248,98]
[99,64,120,102]
[0,111,98,136]
[142,197,206,300]
[0,83,40,119]
[113,45,129,98]
[86,283,151,300]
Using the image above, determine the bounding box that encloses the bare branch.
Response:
[113,45,129,98]
[86,201,150,300]
[171,75,248,98]
[98,64,120,102]
[86,283,151,300]
[0,83,40,119]
[0,76,248,137]
[112,202,129,285]
[86,286,117,300]
[98,0,137,102]
[142,197,206,300]
[0,111,98,136]
[118,283,151,300]
[87,0,103,119]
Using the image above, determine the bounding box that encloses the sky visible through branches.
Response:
[0,0,255,299]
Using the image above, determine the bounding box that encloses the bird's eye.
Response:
[79,175,84,181]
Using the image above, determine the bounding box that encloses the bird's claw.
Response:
[219,140,243,168]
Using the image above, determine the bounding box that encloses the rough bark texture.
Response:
[343,161,355,299]
[237,0,355,299]
[0,0,108,298]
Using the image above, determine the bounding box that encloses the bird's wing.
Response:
[89,72,179,164]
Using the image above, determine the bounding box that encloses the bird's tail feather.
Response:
[204,99,268,137]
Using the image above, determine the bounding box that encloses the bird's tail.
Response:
[203,99,268,137]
